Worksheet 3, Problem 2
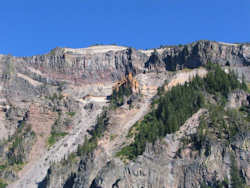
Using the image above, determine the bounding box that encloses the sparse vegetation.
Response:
[2,55,15,80]
[0,118,36,185]
[66,112,76,117]
[76,135,97,156]
[47,111,69,147]
[77,109,109,156]
[230,154,246,188]
[7,122,35,165]
[52,93,64,101]
[239,105,250,121]
[117,63,247,160]
[64,118,72,127]
[186,104,249,158]
[76,75,134,156]
[46,93,64,102]
[201,178,229,188]
[0,165,6,171]
[117,80,204,159]
[0,179,7,188]
[110,80,133,109]
[247,82,250,92]
[47,132,68,147]
[49,62,248,188]
[110,134,118,141]
[61,152,78,165]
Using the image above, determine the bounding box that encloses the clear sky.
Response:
[0,0,249,56]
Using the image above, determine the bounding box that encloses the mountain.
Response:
[0,40,249,188]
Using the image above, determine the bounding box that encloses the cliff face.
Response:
[80,109,249,188]
[1,41,250,90]
[145,41,250,71]
[0,41,249,188]
[21,46,148,85]
[43,96,250,188]
[40,68,250,188]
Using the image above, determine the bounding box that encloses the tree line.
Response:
[117,63,247,160]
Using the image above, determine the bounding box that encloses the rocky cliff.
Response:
[41,67,250,188]
[0,41,249,188]
[144,41,250,71]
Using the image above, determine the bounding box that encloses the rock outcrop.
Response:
[43,108,250,188]
[0,41,249,188]
[158,41,250,71]
[226,89,250,109]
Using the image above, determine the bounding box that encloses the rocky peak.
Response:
[143,40,250,71]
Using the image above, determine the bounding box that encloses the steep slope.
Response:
[145,41,250,71]
[0,41,249,188]
[40,65,250,188]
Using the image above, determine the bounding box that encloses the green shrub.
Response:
[77,136,97,156]
[66,112,76,117]
[48,132,67,147]
[7,123,34,165]
[0,165,6,171]
[49,93,64,101]
[239,106,250,121]
[77,110,109,156]
[0,182,7,188]
[110,81,133,109]
[230,154,245,188]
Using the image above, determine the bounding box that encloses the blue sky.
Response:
[0,0,249,56]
